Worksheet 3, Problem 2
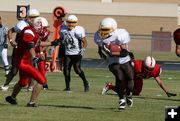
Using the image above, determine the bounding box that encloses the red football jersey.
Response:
[133,60,161,79]
[16,26,40,63]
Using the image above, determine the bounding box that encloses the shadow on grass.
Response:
[40,104,95,110]
[40,104,120,112]
[134,96,180,102]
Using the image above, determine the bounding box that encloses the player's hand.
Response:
[51,39,61,46]
[39,52,45,60]
[80,48,86,56]
[32,56,39,67]
[166,92,177,97]
[10,41,17,48]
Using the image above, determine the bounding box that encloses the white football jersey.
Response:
[60,25,86,55]
[94,28,131,64]
[14,20,29,33]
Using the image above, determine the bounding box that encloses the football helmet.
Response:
[27,8,40,18]
[38,17,49,27]
[173,28,180,45]
[99,17,117,39]
[32,17,43,33]
[66,15,78,30]
[144,56,156,69]
[14,20,29,33]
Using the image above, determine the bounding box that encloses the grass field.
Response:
[0,68,180,121]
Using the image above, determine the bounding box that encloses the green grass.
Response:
[0,68,180,121]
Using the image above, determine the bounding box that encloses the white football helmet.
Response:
[38,17,49,27]
[27,8,40,18]
[99,17,117,39]
[66,15,78,30]
[144,56,156,69]
[14,20,29,33]
[32,17,43,33]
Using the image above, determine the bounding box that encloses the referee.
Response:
[0,16,10,76]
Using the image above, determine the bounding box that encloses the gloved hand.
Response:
[166,92,177,97]
[51,39,61,46]
[80,48,86,56]
[32,56,39,67]
[3,43,8,48]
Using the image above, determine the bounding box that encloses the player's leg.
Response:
[19,63,46,107]
[133,77,143,96]
[109,64,126,109]
[73,55,90,92]
[102,82,117,95]
[5,71,29,105]
[122,62,134,107]
[38,60,48,90]
[1,48,10,75]
[1,48,18,91]
[63,56,72,91]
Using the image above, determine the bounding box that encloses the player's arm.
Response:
[98,45,107,59]
[154,76,177,97]
[8,27,17,47]
[82,37,87,48]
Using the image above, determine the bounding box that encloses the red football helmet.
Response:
[173,28,180,45]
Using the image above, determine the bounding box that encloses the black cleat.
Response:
[43,84,49,90]
[84,86,90,92]
[5,96,17,105]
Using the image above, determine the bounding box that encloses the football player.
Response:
[33,17,51,90]
[1,9,40,91]
[94,17,134,110]
[59,15,90,92]
[173,28,180,57]
[0,16,10,76]
[101,56,177,97]
[5,17,60,107]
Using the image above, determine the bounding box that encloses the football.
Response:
[109,43,121,52]
[105,43,121,56]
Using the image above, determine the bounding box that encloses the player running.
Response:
[5,17,60,107]
[1,9,40,91]
[94,17,134,110]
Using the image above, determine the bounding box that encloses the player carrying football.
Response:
[94,17,134,110]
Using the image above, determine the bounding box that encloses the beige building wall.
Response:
[0,0,179,52]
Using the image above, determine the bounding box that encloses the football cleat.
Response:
[126,96,133,107]
[5,96,17,105]
[43,84,49,90]
[63,88,71,93]
[27,102,38,107]
[1,85,9,91]
[118,99,126,110]
[27,86,33,92]
[101,82,112,95]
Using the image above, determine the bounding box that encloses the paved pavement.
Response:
[1,57,180,71]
